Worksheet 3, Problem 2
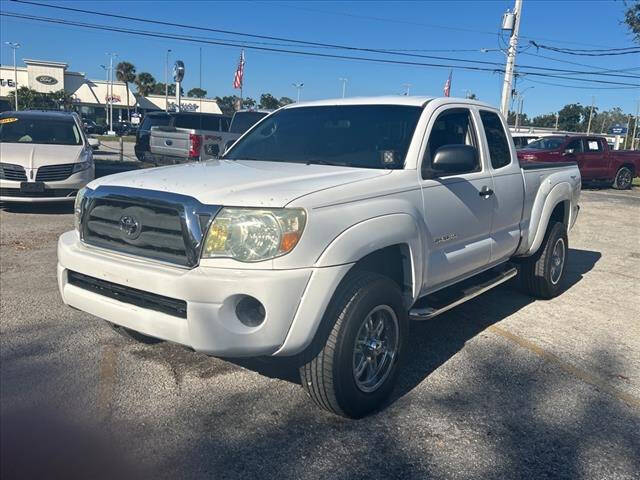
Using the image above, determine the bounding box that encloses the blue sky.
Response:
[1,0,638,117]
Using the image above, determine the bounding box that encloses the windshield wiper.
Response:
[304,159,349,167]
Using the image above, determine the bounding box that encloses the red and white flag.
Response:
[443,70,452,97]
[233,50,245,90]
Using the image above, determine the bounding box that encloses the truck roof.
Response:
[282,95,495,109]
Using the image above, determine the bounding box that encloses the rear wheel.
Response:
[613,166,633,190]
[299,271,407,418]
[520,221,568,299]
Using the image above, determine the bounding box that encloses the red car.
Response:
[517,135,640,190]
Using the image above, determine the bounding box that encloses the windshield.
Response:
[0,116,82,145]
[525,137,565,150]
[224,105,422,169]
[229,111,269,134]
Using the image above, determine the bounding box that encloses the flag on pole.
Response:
[233,50,245,90]
[443,70,452,97]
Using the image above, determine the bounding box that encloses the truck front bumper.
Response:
[57,230,351,357]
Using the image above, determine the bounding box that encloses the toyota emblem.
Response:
[119,215,141,240]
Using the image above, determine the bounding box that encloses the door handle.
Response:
[479,186,494,197]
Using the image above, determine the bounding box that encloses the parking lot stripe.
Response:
[488,325,640,409]
[98,345,118,420]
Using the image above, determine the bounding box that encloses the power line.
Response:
[530,41,640,56]
[7,0,640,81]
[521,78,639,90]
[520,51,640,76]
[2,11,639,89]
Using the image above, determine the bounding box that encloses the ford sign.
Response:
[35,75,58,85]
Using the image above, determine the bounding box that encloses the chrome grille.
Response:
[36,164,74,182]
[0,163,27,181]
[80,186,220,268]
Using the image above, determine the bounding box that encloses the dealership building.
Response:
[0,58,222,121]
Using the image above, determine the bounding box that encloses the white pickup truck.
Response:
[58,97,580,418]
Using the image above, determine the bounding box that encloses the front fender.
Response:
[314,213,423,301]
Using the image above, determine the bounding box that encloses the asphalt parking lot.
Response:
[1,184,639,479]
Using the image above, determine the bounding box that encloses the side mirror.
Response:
[87,137,100,150]
[429,145,477,176]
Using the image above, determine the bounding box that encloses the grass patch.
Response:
[633,177,639,187]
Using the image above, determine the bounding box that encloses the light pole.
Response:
[165,49,172,112]
[514,86,533,131]
[292,82,304,102]
[106,52,117,134]
[100,64,109,82]
[402,83,412,96]
[338,77,348,98]
[5,42,20,111]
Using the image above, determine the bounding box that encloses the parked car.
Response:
[0,110,94,202]
[517,134,640,189]
[229,109,272,135]
[112,121,137,136]
[59,97,580,417]
[82,118,106,135]
[135,112,231,162]
[149,113,237,164]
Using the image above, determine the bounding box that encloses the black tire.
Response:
[107,322,163,344]
[299,271,408,418]
[613,166,633,190]
[520,221,568,299]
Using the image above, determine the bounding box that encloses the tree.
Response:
[116,61,136,119]
[555,103,590,132]
[242,97,256,109]
[279,96,294,107]
[507,110,530,126]
[623,0,640,43]
[187,87,207,98]
[531,113,557,128]
[259,93,280,109]
[215,96,240,116]
[135,72,156,97]
[152,82,183,96]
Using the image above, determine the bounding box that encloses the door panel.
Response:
[580,138,608,180]
[421,176,494,290]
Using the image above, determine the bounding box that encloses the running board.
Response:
[409,266,518,321]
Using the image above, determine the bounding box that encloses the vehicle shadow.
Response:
[229,248,602,402]
[0,202,74,215]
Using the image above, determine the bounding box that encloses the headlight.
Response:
[74,187,91,233]
[202,208,306,262]
[72,151,94,173]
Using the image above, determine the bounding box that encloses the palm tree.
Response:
[116,61,136,119]
[135,72,156,98]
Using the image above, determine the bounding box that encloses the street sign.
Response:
[610,125,627,135]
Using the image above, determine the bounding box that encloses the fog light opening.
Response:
[235,296,266,327]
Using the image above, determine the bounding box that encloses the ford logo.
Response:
[35,75,58,85]
[119,215,141,240]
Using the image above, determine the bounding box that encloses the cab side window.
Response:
[423,108,478,178]
[566,139,583,153]
[583,139,603,152]
[479,110,511,169]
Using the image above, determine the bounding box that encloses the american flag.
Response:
[233,50,245,90]
[443,70,452,97]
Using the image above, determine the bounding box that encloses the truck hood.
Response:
[0,143,84,168]
[88,159,391,207]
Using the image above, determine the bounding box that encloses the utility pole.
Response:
[5,42,20,111]
[632,99,639,150]
[339,77,348,98]
[402,83,412,96]
[499,0,522,117]
[165,49,172,112]
[624,114,632,150]
[106,52,117,134]
[586,96,595,134]
[292,82,304,102]
[555,112,559,131]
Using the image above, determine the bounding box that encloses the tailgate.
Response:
[150,127,190,158]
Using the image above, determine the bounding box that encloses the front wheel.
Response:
[613,166,633,190]
[520,221,568,299]
[299,271,408,418]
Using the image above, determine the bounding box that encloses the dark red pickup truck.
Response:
[517,135,640,189]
